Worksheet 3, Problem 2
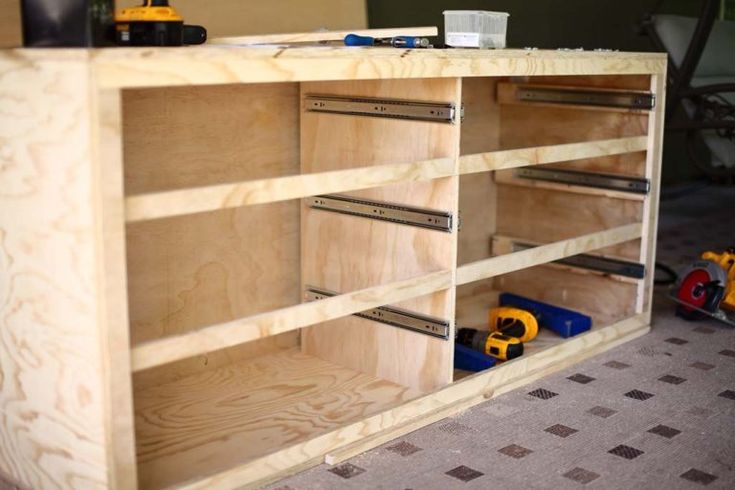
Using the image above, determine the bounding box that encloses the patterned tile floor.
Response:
[270,185,735,490]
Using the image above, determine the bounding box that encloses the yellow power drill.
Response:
[456,328,523,361]
[489,306,539,342]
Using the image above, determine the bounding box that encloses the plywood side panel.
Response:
[301,78,460,392]
[495,185,643,260]
[0,55,109,488]
[123,82,300,194]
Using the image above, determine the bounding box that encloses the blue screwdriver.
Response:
[344,34,431,48]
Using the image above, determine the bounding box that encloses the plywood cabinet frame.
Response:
[0,47,666,490]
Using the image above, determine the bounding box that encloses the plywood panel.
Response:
[496,185,643,260]
[494,266,639,324]
[123,83,302,382]
[134,348,418,489]
[123,83,300,194]
[119,0,367,38]
[458,77,500,266]
[301,78,460,392]
[0,54,110,488]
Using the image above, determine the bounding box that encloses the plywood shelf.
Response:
[134,347,420,489]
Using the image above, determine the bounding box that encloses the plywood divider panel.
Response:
[300,78,461,392]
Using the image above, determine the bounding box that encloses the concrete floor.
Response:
[269,184,735,489]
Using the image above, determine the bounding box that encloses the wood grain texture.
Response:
[131,270,452,372]
[0,0,21,48]
[134,348,419,489]
[300,78,460,392]
[494,266,639,325]
[456,224,642,286]
[637,74,666,317]
[495,185,643,261]
[123,82,303,381]
[125,157,454,223]
[210,27,437,46]
[172,315,649,490]
[92,88,138,489]
[459,136,649,175]
[0,53,108,488]
[83,48,667,89]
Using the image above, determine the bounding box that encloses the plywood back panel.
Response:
[495,185,642,260]
[119,0,367,38]
[300,78,460,392]
[123,83,302,383]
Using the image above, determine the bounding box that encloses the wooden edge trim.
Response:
[458,136,649,175]
[125,157,454,223]
[130,269,453,372]
[172,315,649,490]
[210,27,439,45]
[456,222,643,286]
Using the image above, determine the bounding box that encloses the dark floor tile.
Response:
[588,406,617,418]
[665,337,689,345]
[445,465,484,482]
[719,349,735,358]
[624,389,655,401]
[718,390,735,400]
[328,463,365,479]
[693,326,716,334]
[648,424,681,439]
[498,444,533,459]
[658,374,687,385]
[567,373,596,384]
[680,468,718,485]
[563,467,600,485]
[608,444,644,460]
[528,388,558,400]
[545,424,578,438]
[689,361,716,371]
[604,360,631,369]
[385,441,422,457]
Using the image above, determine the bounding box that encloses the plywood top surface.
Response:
[1,46,666,89]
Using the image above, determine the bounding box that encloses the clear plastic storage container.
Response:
[443,10,510,49]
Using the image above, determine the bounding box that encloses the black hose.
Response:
[655,261,678,286]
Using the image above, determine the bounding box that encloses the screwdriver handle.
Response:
[344,34,377,46]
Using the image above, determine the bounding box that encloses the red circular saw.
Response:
[673,248,735,325]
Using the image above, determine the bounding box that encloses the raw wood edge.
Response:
[209,26,439,45]
[125,157,454,223]
[456,223,643,286]
[131,270,453,372]
[458,136,648,175]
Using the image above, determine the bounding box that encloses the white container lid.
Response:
[443,10,510,17]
